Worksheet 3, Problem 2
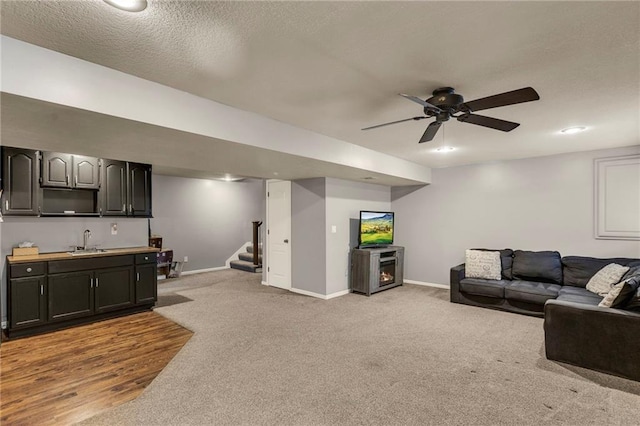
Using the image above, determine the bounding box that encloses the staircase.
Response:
[230,244,262,273]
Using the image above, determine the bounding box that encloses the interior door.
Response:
[267,180,291,290]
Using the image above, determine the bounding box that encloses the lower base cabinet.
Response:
[95,266,135,313]
[49,271,94,322]
[9,276,47,329]
[136,265,157,305]
[6,251,157,339]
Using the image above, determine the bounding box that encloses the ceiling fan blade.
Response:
[457,114,520,132]
[399,94,442,112]
[462,87,540,112]
[419,121,441,143]
[362,116,427,131]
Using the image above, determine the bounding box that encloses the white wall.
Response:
[392,145,640,285]
[325,178,391,295]
[151,175,264,272]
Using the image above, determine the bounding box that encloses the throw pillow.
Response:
[465,249,502,280]
[599,276,640,308]
[473,248,513,279]
[624,279,640,311]
[512,250,563,284]
[586,263,630,296]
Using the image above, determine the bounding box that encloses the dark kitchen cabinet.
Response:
[135,253,158,304]
[73,155,100,189]
[101,159,127,215]
[41,152,72,188]
[7,251,158,339]
[42,152,99,189]
[10,276,47,329]
[100,160,151,217]
[1,147,40,216]
[48,270,94,322]
[95,266,135,313]
[128,162,152,217]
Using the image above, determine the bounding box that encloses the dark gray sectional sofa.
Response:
[450,250,640,381]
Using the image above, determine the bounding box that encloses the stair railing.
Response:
[252,221,262,266]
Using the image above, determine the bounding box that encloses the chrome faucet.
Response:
[83,229,92,250]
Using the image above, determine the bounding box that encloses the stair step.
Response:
[238,252,262,263]
[246,244,263,254]
[230,260,262,273]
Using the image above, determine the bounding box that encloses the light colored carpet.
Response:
[82,269,640,425]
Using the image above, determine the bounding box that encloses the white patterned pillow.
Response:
[465,249,501,280]
[586,263,630,296]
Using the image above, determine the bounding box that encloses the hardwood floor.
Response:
[0,311,193,425]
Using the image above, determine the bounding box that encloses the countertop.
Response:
[7,246,160,264]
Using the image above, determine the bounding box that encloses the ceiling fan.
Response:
[362,87,540,143]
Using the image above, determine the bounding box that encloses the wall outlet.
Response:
[111,223,118,235]
[183,256,188,262]
[331,225,337,233]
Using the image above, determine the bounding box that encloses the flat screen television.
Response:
[358,210,394,248]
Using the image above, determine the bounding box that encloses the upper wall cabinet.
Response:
[1,146,152,217]
[128,162,152,217]
[42,152,100,189]
[100,160,152,217]
[101,159,127,216]
[2,147,40,216]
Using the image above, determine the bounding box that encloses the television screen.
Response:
[359,211,394,247]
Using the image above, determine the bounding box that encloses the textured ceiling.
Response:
[1,0,639,170]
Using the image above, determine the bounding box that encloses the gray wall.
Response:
[150,175,264,272]
[392,145,640,286]
[325,178,391,295]
[291,178,326,294]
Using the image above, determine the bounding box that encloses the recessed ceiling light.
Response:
[435,146,455,153]
[103,0,147,12]
[560,126,587,135]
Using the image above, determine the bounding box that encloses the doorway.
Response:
[266,180,291,290]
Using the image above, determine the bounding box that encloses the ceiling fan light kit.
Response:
[435,146,455,153]
[363,86,540,144]
[560,126,587,134]
[103,0,147,12]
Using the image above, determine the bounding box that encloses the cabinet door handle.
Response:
[122,203,126,212]
[40,284,44,296]
[91,278,94,288]
[5,200,8,211]
[129,204,133,214]
[75,175,78,187]
[26,267,33,273]
[137,272,140,281]
[66,175,70,185]
[96,278,99,288]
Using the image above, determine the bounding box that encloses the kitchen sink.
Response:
[68,248,109,256]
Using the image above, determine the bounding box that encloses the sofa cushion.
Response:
[624,281,640,311]
[599,276,640,308]
[459,278,508,298]
[556,286,603,305]
[505,280,561,305]
[465,250,502,280]
[562,256,640,287]
[512,250,563,284]
[586,263,629,296]
[473,248,513,279]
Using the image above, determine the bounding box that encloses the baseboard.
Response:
[261,281,269,286]
[181,266,229,276]
[404,279,449,289]
[289,287,350,300]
